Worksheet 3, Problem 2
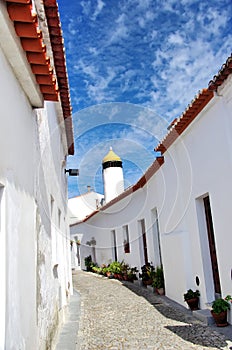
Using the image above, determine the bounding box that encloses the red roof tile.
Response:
[155,89,214,154]
[5,0,74,155]
[71,156,165,225]
[208,54,232,91]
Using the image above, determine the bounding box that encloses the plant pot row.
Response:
[184,290,232,327]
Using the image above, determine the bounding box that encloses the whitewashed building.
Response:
[0,0,74,349]
[68,189,104,225]
[71,55,232,318]
[68,189,104,270]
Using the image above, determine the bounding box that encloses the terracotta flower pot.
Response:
[143,279,153,286]
[186,297,199,311]
[123,274,129,281]
[156,287,165,295]
[211,311,228,327]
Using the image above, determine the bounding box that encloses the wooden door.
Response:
[112,230,117,262]
[141,219,148,265]
[203,196,221,295]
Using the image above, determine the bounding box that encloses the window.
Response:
[123,225,130,253]
[139,219,148,265]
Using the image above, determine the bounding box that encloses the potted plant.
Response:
[108,261,123,279]
[84,255,93,271]
[121,261,129,280]
[139,262,155,286]
[152,266,165,295]
[184,289,200,310]
[225,295,232,324]
[127,267,138,282]
[211,298,230,327]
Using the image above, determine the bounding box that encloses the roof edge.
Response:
[155,89,214,154]
[208,53,232,91]
[70,156,164,226]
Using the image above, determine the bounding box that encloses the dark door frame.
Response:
[203,196,221,295]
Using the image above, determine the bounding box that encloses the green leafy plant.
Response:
[84,255,97,271]
[152,266,164,289]
[211,298,230,314]
[139,262,155,281]
[92,266,102,274]
[128,266,138,281]
[84,255,92,270]
[184,289,200,301]
[225,295,232,303]
[108,261,123,274]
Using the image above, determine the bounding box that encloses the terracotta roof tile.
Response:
[155,89,214,154]
[156,54,232,156]
[5,0,74,155]
[208,54,232,91]
[73,156,165,224]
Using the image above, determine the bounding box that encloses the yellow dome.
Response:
[102,147,121,163]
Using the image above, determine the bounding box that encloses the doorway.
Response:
[140,219,148,265]
[203,196,221,295]
[111,230,117,262]
[151,208,162,266]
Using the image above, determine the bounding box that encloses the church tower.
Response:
[102,147,124,203]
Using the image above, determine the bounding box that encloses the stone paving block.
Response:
[193,309,215,326]
[64,271,232,350]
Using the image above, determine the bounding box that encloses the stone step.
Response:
[192,309,215,325]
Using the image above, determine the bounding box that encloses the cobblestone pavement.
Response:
[73,271,232,350]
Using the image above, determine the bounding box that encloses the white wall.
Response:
[68,191,104,224]
[71,74,232,315]
[0,38,71,349]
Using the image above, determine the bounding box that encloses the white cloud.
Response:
[67,19,78,35]
[168,32,184,45]
[80,1,91,16]
[138,17,146,28]
[91,0,105,21]
[145,11,155,21]
[197,7,229,36]
[88,47,99,56]
[151,30,158,40]
[76,59,98,80]
[108,13,129,44]
[64,0,232,197]
[107,105,121,121]
[162,0,179,13]
[121,69,137,92]
[86,68,116,103]
[136,0,151,10]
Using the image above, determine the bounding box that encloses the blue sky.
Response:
[57,0,232,198]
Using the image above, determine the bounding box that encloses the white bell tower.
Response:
[102,147,124,203]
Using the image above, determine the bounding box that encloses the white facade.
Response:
[71,59,232,319]
[0,1,73,349]
[68,191,104,224]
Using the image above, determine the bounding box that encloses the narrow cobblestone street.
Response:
[72,271,232,350]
